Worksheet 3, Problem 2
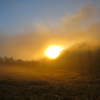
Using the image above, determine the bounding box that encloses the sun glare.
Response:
[45,46,61,59]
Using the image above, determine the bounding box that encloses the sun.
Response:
[45,46,61,59]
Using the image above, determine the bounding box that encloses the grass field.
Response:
[0,65,100,100]
[0,78,100,100]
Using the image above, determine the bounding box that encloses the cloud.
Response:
[0,2,100,60]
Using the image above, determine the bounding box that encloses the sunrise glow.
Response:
[45,46,61,59]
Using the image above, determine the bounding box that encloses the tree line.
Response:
[0,56,39,67]
[0,46,100,80]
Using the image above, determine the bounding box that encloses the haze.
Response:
[0,1,100,60]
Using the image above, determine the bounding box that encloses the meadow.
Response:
[0,44,100,100]
[0,78,100,100]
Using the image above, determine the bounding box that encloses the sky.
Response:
[0,0,96,34]
[0,0,100,60]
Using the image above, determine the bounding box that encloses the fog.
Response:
[0,2,100,60]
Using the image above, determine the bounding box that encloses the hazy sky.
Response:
[0,0,100,60]
[0,0,96,34]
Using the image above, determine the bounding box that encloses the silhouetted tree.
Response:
[79,51,84,78]
[0,57,3,65]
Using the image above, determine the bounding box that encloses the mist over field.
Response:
[0,41,100,99]
[0,1,100,100]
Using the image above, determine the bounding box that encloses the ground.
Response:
[0,78,100,100]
